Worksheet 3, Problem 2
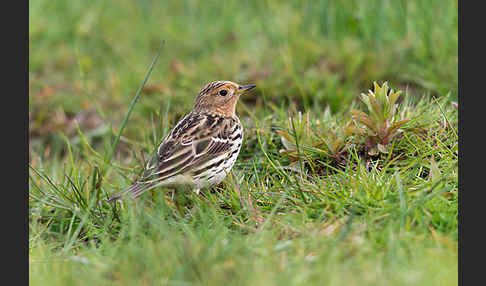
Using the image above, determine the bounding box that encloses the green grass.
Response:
[29,0,458,285]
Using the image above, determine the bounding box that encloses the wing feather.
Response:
[107,106,242,202]
[138,113,236,186]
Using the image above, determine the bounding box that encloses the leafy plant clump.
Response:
[351,82,410,156]
[277,110,355,167]
[279,81,418,167]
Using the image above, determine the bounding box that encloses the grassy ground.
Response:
[29,0,458,285]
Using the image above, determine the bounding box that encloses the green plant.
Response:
[351,82,410,156]
[277,110,356,166]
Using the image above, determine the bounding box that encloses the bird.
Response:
[107,80,256,202]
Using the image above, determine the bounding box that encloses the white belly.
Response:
[193,129,243,189]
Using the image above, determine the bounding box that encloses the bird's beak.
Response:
[238,84,256,94]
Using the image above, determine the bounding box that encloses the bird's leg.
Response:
[172,188,183,215]
[186,187,204,218]
[194,188,208,203]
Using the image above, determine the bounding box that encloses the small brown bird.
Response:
[107,80,255,202]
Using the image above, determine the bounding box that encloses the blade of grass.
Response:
[433,97,458,143]
[103,40,166,173]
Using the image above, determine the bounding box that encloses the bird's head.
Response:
[192,80,256,117]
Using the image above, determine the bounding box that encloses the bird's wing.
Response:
[139,113,236,185]
[106,113,240,202]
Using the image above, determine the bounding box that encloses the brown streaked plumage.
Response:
[107,80,255,202]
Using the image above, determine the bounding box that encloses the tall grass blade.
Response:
[103,40,166,172]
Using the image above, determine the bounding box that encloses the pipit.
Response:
[107,80,255,202]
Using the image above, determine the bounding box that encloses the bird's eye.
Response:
[219,90,228,96]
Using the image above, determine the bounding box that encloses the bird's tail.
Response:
[106,181,156,203]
